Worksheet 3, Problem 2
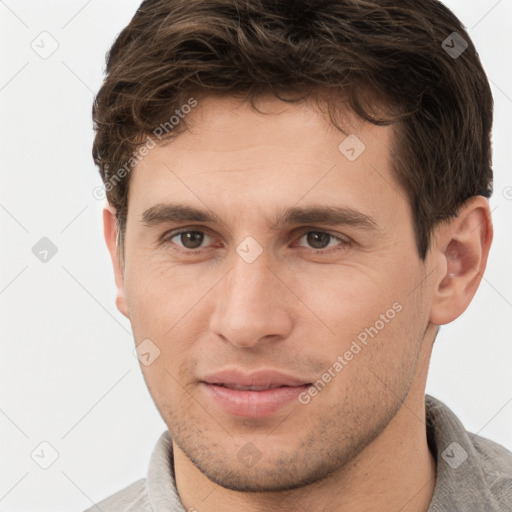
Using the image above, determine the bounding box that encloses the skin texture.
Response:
[104,95,492,512]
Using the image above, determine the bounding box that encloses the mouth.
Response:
[200,369,312,418]
[211,383,296,391]
[202,368,311,388]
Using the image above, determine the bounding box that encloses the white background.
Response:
[0,1,511,510]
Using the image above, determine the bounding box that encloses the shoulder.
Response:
[83,478,151,512]
[426,394,512,510]
[471,433,512,506]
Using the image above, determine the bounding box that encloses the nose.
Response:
[208,251,294,348]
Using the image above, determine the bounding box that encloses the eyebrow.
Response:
[140,203,379,231]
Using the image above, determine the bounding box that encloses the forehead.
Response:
[127,94,403,227]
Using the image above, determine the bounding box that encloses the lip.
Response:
[201,369,311,418]
[202,369,310,388]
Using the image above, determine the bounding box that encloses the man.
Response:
[87,0,512,510]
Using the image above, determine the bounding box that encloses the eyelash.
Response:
[161,228,351,256]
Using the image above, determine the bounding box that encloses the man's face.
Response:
[117,95,435,491]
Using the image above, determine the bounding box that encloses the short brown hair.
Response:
[92,0,493,263]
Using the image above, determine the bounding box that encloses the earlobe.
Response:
[103,206,130,319]
[429,197,493,326]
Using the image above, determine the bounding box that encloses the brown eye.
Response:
[306,232,331,249]
[165,230,211,250]
[179,231,204,249]
[295,230,350,254]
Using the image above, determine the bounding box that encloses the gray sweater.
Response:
[85,395,512,511]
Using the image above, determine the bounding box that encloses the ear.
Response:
[103,205,130,319]
[429,196,493,325]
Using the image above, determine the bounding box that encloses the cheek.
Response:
[124,256,213,332]
[138,340,206,432]
[124,260,213,370]
[295,265,402,331]
[297,264,423,370]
